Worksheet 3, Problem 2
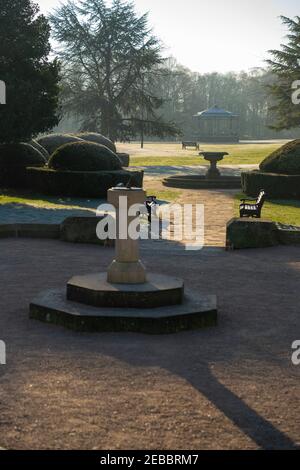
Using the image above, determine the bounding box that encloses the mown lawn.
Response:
[129,143,284,167]
[0,190,97,210]
[235,193,300,225]
[145,188,182,202]
[0,188,182,209]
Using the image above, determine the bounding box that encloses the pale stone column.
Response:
[107,187,147,284]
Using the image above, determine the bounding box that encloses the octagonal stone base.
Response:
[29,289,217,334]
[107,260,147,285]
[67,273,184,309]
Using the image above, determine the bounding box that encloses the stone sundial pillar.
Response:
[107,187,147,284]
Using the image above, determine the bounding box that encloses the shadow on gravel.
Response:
[0,241,299,449]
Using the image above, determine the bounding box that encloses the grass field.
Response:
[145,188,182,202]
[1,140,298,221]
[0,191,96,210]
[116,142,288,167]
[235,193,300,225]
[0,188,182,209]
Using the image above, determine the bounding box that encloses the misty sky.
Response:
[37,0,300,73]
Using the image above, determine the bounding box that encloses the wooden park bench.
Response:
[239,190,266,219]
[182,141,200,150]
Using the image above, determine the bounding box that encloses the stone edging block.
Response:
[226,218,300,250]
[0,217,113,246]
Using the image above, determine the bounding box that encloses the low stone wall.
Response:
[0,223,60,239]
[226,218,300,250]
[61,216,114,246]
[0,217,114,246]
[276,223,300,246]
[3,217,300,251]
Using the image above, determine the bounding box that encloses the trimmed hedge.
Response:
[29,139,50,160]
[0,143,46,188]
[76,132,116,153]
[260,140,300,175]
[116,152,130,167]
[48,141,122,171]
[36,133,83,155]
[241,170,300,198]
[0,142,46,166]
[26,167,144,198]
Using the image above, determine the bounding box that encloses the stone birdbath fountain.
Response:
[163,150,240,189]
[199,151,229,179]
[29,186,217,334]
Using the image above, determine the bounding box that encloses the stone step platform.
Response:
[67,273,184,309]
[29,287,217,335]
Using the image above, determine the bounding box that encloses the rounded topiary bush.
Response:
[0,143,46,166]
[242,140,300,198]
[75,132,117,153]
[29,139,50,160]
[36,133,83,155]
[48,141,122,172]
[0,143,46,188]
[116,152,130,167]
[260,140,300,175]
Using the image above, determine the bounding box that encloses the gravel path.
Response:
[132,164,257,178]
[144,171,237,248]
[0,239,299,450]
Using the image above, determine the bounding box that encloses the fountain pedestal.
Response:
[200,152,229,179]
[163,150,241,189]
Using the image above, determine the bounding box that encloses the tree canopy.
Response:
[50,0,179,141]
[0,0,60,143]
[267,16,300,131]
